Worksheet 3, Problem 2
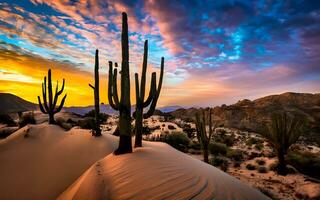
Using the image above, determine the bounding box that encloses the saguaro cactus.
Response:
[134,40,164,147]
[195,108,214,163]
[108,12,132,155]
[38,69,67,124]
[89,50,102,137]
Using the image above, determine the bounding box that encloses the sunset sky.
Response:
[0,0,319,107]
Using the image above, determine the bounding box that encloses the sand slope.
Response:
[59,142,269,200]
[0,124,117,200]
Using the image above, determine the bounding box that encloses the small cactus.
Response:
[38,69,67,124]
[195,108,214,163]
[89,50,101,137]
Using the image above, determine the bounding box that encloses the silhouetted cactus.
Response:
[263,112,306,175]
[89,50,101,137]
[38,69,67,124]
[134,40,164,147]
[195,108,214,163]
[108,12,132,155]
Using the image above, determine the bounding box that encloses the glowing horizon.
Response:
[0,1,319,107]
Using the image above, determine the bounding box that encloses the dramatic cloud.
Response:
[0,0,319,106]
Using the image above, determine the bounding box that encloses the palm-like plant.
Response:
[263,112,306,175]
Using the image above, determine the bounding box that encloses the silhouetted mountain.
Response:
[0,93,37,114]
[64,104,184,116]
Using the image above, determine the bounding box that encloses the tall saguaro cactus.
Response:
[195,108,214,163]
[108,12,132,155]
[89,50,102,137]
[134,40,164,147]
[38,69,67,124]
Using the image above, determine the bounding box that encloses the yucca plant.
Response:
[263,112,306,175]
[195,108,214,163]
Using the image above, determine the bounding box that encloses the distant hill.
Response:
[64,104,184,116]
[0,93,37,114]
[169,92,320,143]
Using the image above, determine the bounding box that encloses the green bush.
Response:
[227,149,244,161]
[189,142,201,150]
[209,142,228,156]
[246,163,256,170]
[254,143,264,151]
[162,132,190,152]
[210,156,229,171]
[257,166,268,173]
[19,112,36,127]
[287,151,320,179]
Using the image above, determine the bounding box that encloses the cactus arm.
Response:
[38,96,48,114]
[89,84,95,89]
[143,57,164,118]
[57,79,65,95]
[52,80,59,110]
[135,73,140,104]
[54,94,67,114]
[140,40,148,101]
[108,61,119,110]
[208,108,214,140]
[142,72,156,107]
[48,69,53,111]
[42,79,49,112]
[112,68,120,106]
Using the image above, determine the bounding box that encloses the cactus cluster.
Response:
[108,12,133,155]
[89,50,102,137]
[38,69,67,124]
[134,40,164,147]
[195,108,214,163]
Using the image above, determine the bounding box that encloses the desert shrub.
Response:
[56,118,72,130]
[188,142,201,150]
[214,130,235,147]
[227,149,244,161]
[84,109,109,123]
[77,117,95,130]
[287,151,320,179]
[255,159,266,166]
[142,126,151,135]
[209,142,228,156]
[168,125,176,130]
[182,124,196,138]
[257,166,268,173]
[246,163,256,170]
[19,112,36,127]
[162,132,190,152]
[210,156,229,171]
[254,143,264,151]
[0,114,16,126]
[246,137,263,146]
[233,161,241,168]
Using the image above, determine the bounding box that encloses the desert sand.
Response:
[0,124,117,200]
[0,123,269,200]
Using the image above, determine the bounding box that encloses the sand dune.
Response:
[0,124,269,200]
[59,142,269,200]
[0,124,117,200]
